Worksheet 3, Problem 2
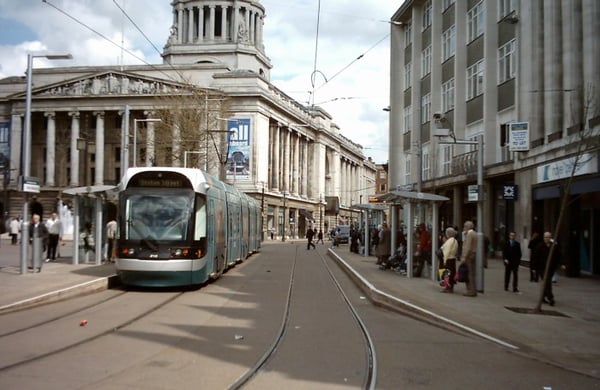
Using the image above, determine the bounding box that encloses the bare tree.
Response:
[150,86,231,173]
[534,83,599,313]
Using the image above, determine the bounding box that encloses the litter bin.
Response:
[30,234,44,272]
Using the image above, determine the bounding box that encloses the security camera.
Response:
[433,113,444,120]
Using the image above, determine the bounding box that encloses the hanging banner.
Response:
[509,122,529,151]
[226,118,251,183]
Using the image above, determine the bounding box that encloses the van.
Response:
[335,225,351,244]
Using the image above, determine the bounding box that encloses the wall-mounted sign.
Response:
[509,122,529,151]
[467,184,479,202]
[503,185,518,200]
[537,153,598,183]
[19,176,40,193]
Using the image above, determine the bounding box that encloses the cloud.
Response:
[0,0,396,163]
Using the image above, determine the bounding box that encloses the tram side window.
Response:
[194,195,206,241]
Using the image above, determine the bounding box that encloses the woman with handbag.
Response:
[440,227,459,292]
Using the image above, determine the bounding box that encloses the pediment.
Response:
[33,71,189,98]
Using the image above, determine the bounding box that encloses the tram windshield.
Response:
[123,190,197,241]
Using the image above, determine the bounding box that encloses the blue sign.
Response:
[503,185,518,200]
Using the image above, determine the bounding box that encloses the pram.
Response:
[379,244,407,273]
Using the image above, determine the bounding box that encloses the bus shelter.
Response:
[350,203,389,257]
[63,185,116,265]
[376,191,449,279]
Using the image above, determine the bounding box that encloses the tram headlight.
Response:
[171,248,191,258]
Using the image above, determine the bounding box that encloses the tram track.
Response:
[0,289,186,372]
[229,243,377,390]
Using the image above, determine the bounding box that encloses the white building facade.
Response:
[389,0,599,275]
[0,0,376,240]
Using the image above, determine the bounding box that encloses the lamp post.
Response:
[436,132,485,292]
[133,118,161,168]
[20,52,72,275]
[282,192,287,242]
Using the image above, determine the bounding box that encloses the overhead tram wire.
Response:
[312,33,390,94]
[42,0,187,84]
[310,0,322,107]
[112,0,164,59]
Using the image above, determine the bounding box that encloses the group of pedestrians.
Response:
[305,227,324,250]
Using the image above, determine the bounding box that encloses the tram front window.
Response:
[125,192,194,241]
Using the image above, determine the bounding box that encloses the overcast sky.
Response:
[0,0,400,163]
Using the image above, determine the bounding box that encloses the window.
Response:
[467,1,485,42]
[442,78,455,112]
[405,155,411,184]
[499,0,516,19]
[467,60,485,100]
[422,45,432,77]
[404,20,412,47]
[498,39,517,84]
[421,94,431,124]
[379,170,387,179]
[404,62,412,89]
[422,0,432,29]
[422,147,430,181]
[404,106,412,132]
[442,25,456,61]
[442,145,452,176]
[443,0,455,11]
[380,183,387,192]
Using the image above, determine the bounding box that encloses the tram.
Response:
[115,167,261,287]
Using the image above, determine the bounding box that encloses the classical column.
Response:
[9,114,22,183]
[249,10,255,43]
[94,111,105,185]
[301,138,308,197]
[173,122,181,167]
[69,112,80,186]
[177,6,184,42]
[232,4,239,43]
[283,128,290,193]
[145,112,156,167]
[221,5,228,40]
[188,6,195,43]
[45,112,56,187]
[562,0,583,127]
[292,132,300,196]
[271,124,280,191]
[208,5,215,40]
[198,6,205,41]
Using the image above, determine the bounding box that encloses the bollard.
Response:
[31,234,43,273]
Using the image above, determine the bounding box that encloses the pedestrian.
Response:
[45,212,62,262]
[306,227,316,249]
[528,231,542,282]
[270,227,275,240]
[375,222,391,265]
[440,227,459,292]
[106,218,117,262]
[9,217,20,245]
[414,223,431,277]
[28,214,48,272]
[350,228,360,253]
[460,220,478,297]
[317,229,324,244]
[535,232,561,306]
[502,231,522,293]
[80,222,95,262]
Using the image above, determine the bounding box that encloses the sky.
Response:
[0,0,401,164]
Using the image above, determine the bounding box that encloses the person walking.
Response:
[45,212,62,262]
[106,218,118,262]
[375,222,391,265]
[306,227,316,250]
[502,231,522,293]
[535,232,561,306]
[9,217,20,245]
[316,229,324,244]
[440,227,459,293]
[460,220,478,297]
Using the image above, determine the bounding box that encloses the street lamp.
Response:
[435,129,485,292]
[20,52,72,275]
[133,118,161,167]
[282,191,287,242]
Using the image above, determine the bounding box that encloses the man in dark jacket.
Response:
[502,231,522,292]
[535,232,561,306]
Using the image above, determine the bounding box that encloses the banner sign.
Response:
[509,122,529,151]
[226,118,251,182]
[537,153,598,183]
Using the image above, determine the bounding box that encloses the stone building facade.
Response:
[0,0,377,240]
[389,0,599,275]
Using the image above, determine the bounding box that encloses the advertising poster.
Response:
[226,118,251,183]
[0,121,10,171]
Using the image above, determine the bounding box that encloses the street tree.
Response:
[534,83,600,313]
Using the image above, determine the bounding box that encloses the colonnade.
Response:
[172,1,264,46]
